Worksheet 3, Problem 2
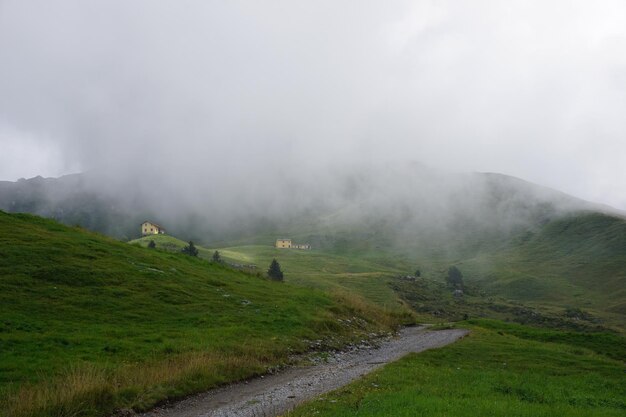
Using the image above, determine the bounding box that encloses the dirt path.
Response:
[141,326,468,417]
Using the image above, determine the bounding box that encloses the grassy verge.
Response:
[288,320,625,417]
[0,212,412,417]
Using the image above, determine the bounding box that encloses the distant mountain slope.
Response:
[0,164,620,250]
[0,174,138,238]
[268,170,621,257]
[459,212,626,318]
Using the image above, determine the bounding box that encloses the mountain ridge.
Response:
[1,165,620,246]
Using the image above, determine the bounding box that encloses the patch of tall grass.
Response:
[329,289,415,329]
[2,349,273,417]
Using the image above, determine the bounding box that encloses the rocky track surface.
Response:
[141,326,468,417]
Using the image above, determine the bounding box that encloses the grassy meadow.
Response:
[132,213,626,332]
[217,245,406,308]
[288,320,626,417]
[0,212,412,417]
[130,235,410,309]
[3,209,626,417]
[289,211,626,331]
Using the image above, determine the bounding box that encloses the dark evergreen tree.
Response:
[446,266,464,289]
[148,240,156,249]
[415,269,421,277]
[212,250,222,263]
[182,241,199,257]
[267,258,284,281]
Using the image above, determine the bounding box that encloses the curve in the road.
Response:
[141,326,469,417]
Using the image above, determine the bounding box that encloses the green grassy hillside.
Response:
[289,320,625,417]
[217,212,626,331]
[457,213,626,320]
[280,211,626,329]
[218,245,406,307]
[129,234,215,258]
[0,212,410,417]
[131,236,411,308]
[375,212,626,331]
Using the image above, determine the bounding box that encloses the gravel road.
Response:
[141,326,468,417]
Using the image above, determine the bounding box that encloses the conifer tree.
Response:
[182,241,199,257]
[446,266,464,289]
[267,258,284,281]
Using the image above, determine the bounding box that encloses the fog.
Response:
[1,0,625,231]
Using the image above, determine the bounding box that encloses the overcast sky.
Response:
[1,0,625,208]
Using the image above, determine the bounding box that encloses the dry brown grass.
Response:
[1,350,273,417]
[329,288,416,329]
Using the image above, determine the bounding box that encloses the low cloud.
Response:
[0,0,625,208]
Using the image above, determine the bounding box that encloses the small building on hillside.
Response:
[275,239,310,250]
[276,239,292,248]
[141,221,165,236]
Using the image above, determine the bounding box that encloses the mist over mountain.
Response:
[0,162,617,253]
[2,1,626,211]
[0,0,623,265]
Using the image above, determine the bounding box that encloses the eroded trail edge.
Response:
[141,327,469,417]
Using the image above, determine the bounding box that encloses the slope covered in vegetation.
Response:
[215,211,626,330]
[460,212,626,319]
[0,211,410,417]
[129,234,214,258]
